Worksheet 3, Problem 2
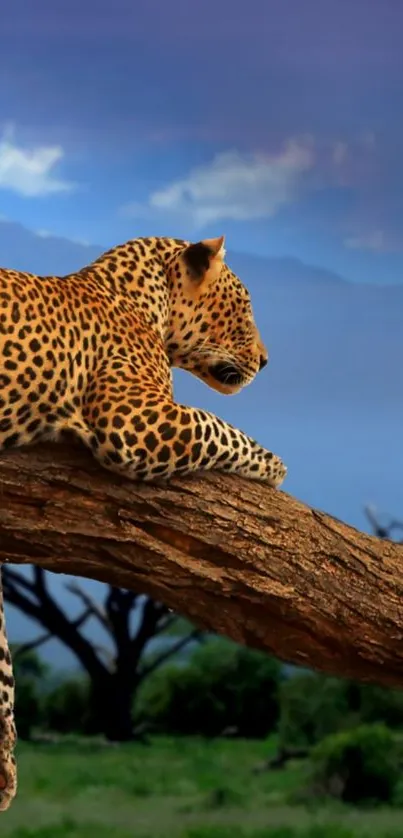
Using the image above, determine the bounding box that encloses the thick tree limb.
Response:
[0,441,403,689]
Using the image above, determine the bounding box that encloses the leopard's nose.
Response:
[259,354,268,371]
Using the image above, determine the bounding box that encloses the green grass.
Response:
[1,736,403,837]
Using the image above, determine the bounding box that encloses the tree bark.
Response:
[0,441,403,689]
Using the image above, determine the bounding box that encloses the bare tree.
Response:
[364,505,403,543]
[4,566,201,741]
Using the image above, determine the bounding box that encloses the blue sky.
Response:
[2,0,403,656]
[1,0,403,284]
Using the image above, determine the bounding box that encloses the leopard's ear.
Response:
[182,236,226,283]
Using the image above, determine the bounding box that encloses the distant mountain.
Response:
[228,250,351,289]
[227,250,403,414]
[0,218,350,283]
[0,219,102,275]
[2,219,402,666]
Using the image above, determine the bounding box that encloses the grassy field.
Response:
[2,736,403,838]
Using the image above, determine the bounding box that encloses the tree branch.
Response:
[11,609,92,666]
[129,597,168,663]
[364,505,403,543]
[13,631,53,660]
[65,580,111,633]
[153,614,179,636]
[139,628,203,681]
[1,441,403,688]
[2,563,107,681]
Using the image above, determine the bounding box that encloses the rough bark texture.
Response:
[1,441,403,689]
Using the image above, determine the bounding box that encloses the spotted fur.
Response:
[0,234,287,809]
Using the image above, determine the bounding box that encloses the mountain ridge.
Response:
[0,218,367,288]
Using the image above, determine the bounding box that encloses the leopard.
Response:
[0,233,287,810]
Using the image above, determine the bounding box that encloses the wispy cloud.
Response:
[123,140,315,227]
[332,141,349,166]
[344,230,386,252]
[0,125,75,197]
[34,227,90,246]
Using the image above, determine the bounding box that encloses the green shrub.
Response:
[137,639,281,737]
[278,672,356,749]
[44,677,89,734]
[309,723,401,804]
[356,683,403,729]
[14,677,43,739]
[12,647,48,739]
[278,670,403,754]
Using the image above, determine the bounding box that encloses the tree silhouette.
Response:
[3,566,201,741]
[364,505,403,543]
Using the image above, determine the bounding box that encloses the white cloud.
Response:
[344,230,386,252]
[35,227,90,246]
[0,126,75,197]
[360,131,376,149]
[34,228,54,238]
[332,141,349,166]
[123,139,314,227]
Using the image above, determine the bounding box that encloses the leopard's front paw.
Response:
[265,453,287,488]
[0,758,17,812]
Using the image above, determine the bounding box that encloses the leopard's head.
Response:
[166,236,268,395]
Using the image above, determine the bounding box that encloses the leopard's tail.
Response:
[0,566,17,811]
